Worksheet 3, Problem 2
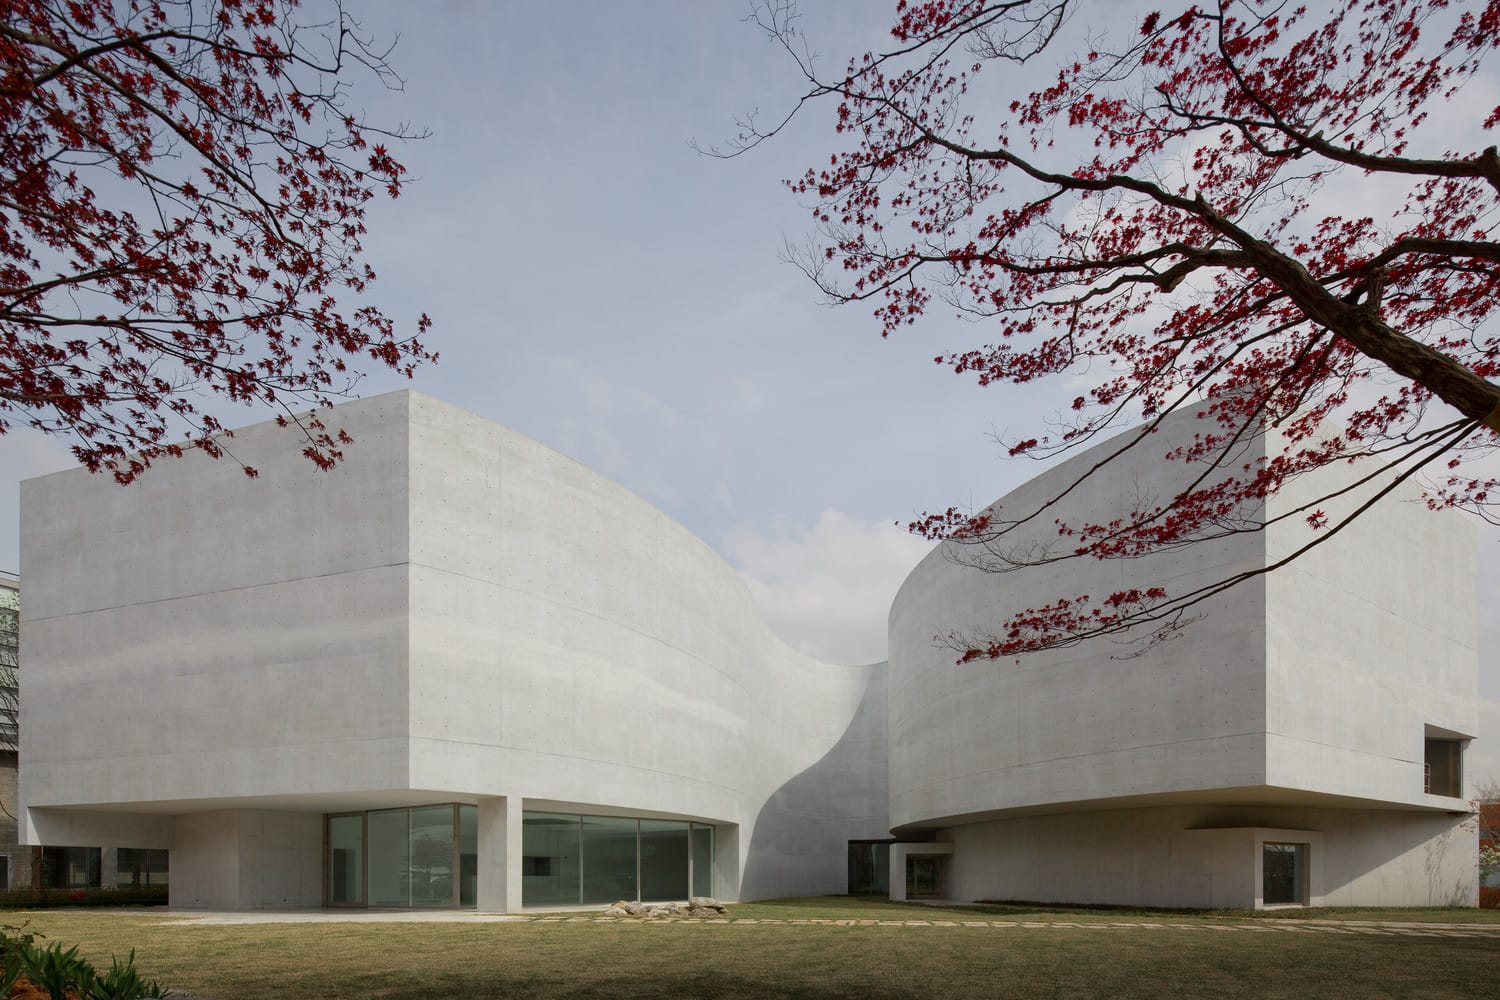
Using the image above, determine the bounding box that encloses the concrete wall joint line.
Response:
[18,561,412,625]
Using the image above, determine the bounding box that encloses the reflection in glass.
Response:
[691,824,713,898]
[367,808,410,907]
[327,815,364,905]
[1263,842,1307,905]
[116,847,170,890]
[640,820,689,901]
[582,816,637,905]
[41,847,100,889]
[410,805,455,907]
[905,855,946,898]
[459,805,478,908]
[518,812,713,907]
[847,842,889,896]
[147,848,169,887]
[522,812,581,906]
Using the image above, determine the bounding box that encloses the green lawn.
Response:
[6,899,1499,1000]
[728,895,1500,923]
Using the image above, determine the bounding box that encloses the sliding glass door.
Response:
[326,813,365,907]
[324,804,478,908]
[521,811,714,908]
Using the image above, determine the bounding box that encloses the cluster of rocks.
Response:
[602,896,729,918]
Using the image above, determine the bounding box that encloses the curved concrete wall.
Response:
[20,391,889,901]
[399,397,890,898]
[887,416,1270,832]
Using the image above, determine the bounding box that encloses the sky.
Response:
[1,2,1497,768]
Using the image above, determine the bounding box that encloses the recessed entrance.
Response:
[1262,842,1308,906]
[905,855,947,899]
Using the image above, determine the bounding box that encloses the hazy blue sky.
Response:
[1,2,1496,759]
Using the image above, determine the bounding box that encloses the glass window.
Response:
[848,842,890,896]
[1425,738,1463,797]
[117,847,146,889]
[905,855,946,899]
[458,805,478,908]
[367,808,410,907]
[326,815,364,905]
[519,811,710,907]
[1263,842,1307,905]
[690,823,713,898]
[581,816,637,905]
[639,820,689,901]
[146,848,168,887]
[41,846,100,889]
[522,812,581,907]
[409,805,455,908]
[116,847,169,890]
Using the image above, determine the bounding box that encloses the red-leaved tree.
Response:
[730,0,1500,657]
[0,0,434,483]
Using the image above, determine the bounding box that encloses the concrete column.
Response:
[172,811,243,908]
[713,824,741,902]
[889,843,955,902]
[476,796,522,912]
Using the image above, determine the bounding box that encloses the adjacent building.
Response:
[0,570,18,889]
[16,391,1479,910]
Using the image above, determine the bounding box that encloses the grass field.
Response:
[6,898,1499,1000]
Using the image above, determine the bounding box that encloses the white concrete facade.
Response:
[888,415,1478,908]
[17,392,1479,909]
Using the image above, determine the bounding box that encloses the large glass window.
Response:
[366,808,411,907]
[326,814,364,905]
[326,805,479,909]
[1263,842,1307,905]
[640,820,689,901]
[847,841,891,896]
[521,812,714,907]
[582,816,638,905]
[459,805,478,908]
[40,847,100,889]
[409,805,455,908]
[522,813,581,906]
[691,824,714,898]
[116,848,170,890]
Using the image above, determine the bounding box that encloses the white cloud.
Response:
[722,509,933,666]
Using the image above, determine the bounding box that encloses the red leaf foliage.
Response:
[736,0,1500,658]
[0,0,435,482]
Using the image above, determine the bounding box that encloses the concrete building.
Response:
[16,391,1479,910]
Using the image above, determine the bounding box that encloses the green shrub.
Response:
[0,927,164,1000]
[0,885,168,909]
[25,941,94,1000]
[0,920,40,995]
[87,949,165,1000]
